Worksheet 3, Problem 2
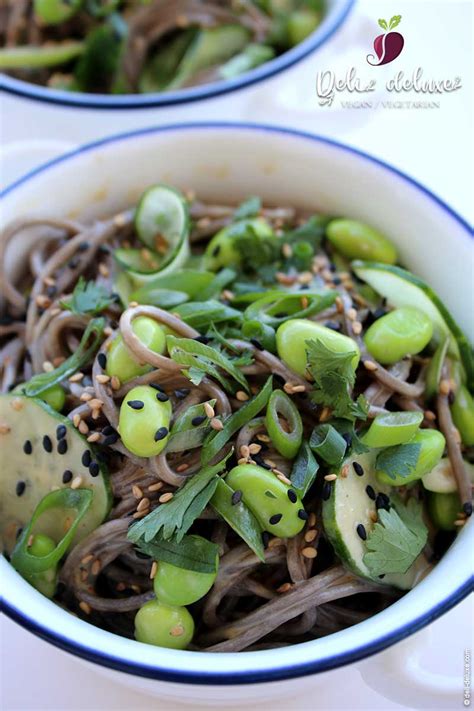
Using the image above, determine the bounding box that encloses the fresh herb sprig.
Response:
[60,277,115,315]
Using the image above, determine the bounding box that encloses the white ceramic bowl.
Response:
[0,0,353,109]
[1,123,473,705]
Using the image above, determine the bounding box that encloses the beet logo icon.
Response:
[367,15,404,66]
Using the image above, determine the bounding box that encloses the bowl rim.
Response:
[1,121,472,685]
[0,0,354,110]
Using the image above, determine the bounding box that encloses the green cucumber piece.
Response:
[322,451,427,590]
[352,261,474,389]
[0,42,84,69]
[115,248,161,274]
[0,394,111,554]
[422,457,474,494]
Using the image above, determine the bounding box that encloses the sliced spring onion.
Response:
[309,424,347,466]
[244,290,337,328]
[201,376,273,465]
[200,268,237,301]
[242,320,276,353]
[425,338,450,400]
[171,301,242,330]
[265,389,303,459]
[22,318,105,397]
[0,42,84,69]
[211,479,265,562]
[290,441,319,498]
[132,269,216,302]
[362,411,423,448]
[220,44,275,79]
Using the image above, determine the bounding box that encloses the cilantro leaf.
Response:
[230,221,280,270]
[363,498,428,576]
[127,453,231,544]
[283,214,328,248]
[234,196,261,220]
[306,339,367,421]
[133,534,219,574]
[60,277,115,315]
[375,442,421,481]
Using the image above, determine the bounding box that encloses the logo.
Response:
[367,15,404,66]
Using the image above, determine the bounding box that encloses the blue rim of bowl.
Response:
[0,0,354,110]
[1,122,473,685]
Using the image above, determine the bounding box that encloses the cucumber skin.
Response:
[352,260,474,390]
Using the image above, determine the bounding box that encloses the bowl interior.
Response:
[1,123,472,683]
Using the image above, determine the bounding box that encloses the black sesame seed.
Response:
[322,482,332,500]
[42,435,52,452]
[342,432,352,447]
[154,427,168,441]
[78,241,90,252]
[56,424,67,440]
[356,524,367,540]
[103,433,119,446]
[156,392,169,402]
[68,257,79,269]
[373,307,387,320]
[353,461,364,477]
[89,461,99,477]
[324,320,342,332]
[57,439,68,455]
[287,489,297,503]
[149,383,165,393]
[98,244,110,254]
[211,244,221,258]
[23,440,33,455]
[252,453,271,470]
[97,352,107,370]
[463,501,473,517]
[82,450,92,467]
[192,415,207,426]
[250,338,264,351]
[194,335,210,344]
[127,400,144,410]
[297,509,309,520]
[448,391,455,405]
[365,485,376,500]
[274,312,288,319]
[269,513,283,525]
[102,425,117,436]
[299,284,310,290]
[261,531,270,548]
[273,374,286,386]
[376,493,390,510]
[62,470,73,483]
[231,490,242,506]
[16,481,26,497]
[174,388,189,399]
[378,574,386,579]
[16,527,23,540]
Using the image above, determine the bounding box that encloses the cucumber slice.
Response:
[352,261,474,388]
[422,457,474,494]
[115,248,161,274]
[0,395,111,554]
[322,451,426,590]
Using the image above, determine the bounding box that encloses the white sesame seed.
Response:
[276,472,292,486]
[248,443,261,455]
[95,374,110,384]
[236,391,249,402]
[87,432,101,443]
[80,392,93,402]
[324,474,338,481]
[69,372,84,383]
[42,361,54,372]
[204,402,215,418]
[352,321,362,335]
[347,308,358,321]
[0,423,11,434]
[363,360,378,372]
[150,561,158,579]
[240,445,250,459]
[91,559,101,576]
[111,375,121,391]
[210,417,223,431]
[71,476,83,489]
[308,513,317,527]
[78,421,89,435]
[148,482,164,492]
[79,601,91,615]
[305,529,317,543]
[132,485,143,499]
[159,492,173,503]
[98,263,109,277]
[301,547,317,559]
[137,497,150,513]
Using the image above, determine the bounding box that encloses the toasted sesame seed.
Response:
[439,379,451,396]
[42,360,54,372]
[257,434,271,443]
[137,497,150,513]
[79,601,91,615]
[78,420,89,435]
[10,398,24,412]
[159,492,173,504]
[276,272,297,286]
[276,472,292,486]
[0,423,11,434]
[237,457,248,465]
[210,417,223,431]
[148,482,164,492]
[69,372,84,383]
[110,375,121,390]
[98,263,109,278]
[170,624,185,637]
[347,307,357,321]
[222,289,234,301]
[319,406,332,422]
[369,511,378,523]
[176,462,190,472]
[305,529,317,543]
[87,432,101,443]
[80,392,93,402]
[363,359,378,372]
[240,444,250,459]
[324,473,338,481]
[132,485,143,499]
[150,561,158,579]
[71,476,83,489]
[96,374,110,385]
[292,384,307,393]
[298,271,313,284]
[133,509,148,519]
[91,559,101,576]
[454,519,466,527]
[352,321,363,335]
[88,398,104,411]
[356,524,367,540]
[204,402,215,418]
[452,427,462,445]
[301,547,317,559]
[247,443,261,455]
[81,554,94,565]
[340,465,349,478]
[73,414,81,427]
[308,512,317,527]
[282,243,292,258]
[300,296,309,310]
[277,582,292,593]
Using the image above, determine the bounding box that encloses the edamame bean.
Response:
[287,9,321,45]
[450,385,474,446]
[34,0,82,24]
[204,218,274,271]
[276,319,360,377]
[326,219,397,264]
[106,316,166,382]
[266,389,303,459]
[40,384,66,412]
[376,429,446,486]
[428,492,461,531]
[364,307,433,365]
[28,534,58,598]
[118,385,171,457]
[225,464,306,538]
[153,552,218,606]
[134,600,194,650]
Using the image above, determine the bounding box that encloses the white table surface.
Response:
[1,1,472,709]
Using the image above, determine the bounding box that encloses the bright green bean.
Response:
[225,464,306,538]
[276,319,359,377]
[106,317,166,382]
[266,389,303,459]
[37,384,66,412]
[326,219,397,264]
[153,552,218,606]
[428,492,461,531]
[34,0,82,24]
[134,600,194,649]
[376,429,445,486]
[27,534,58,598]
[203,218,274,271]
[287,9,321,45]
[364,307,433,365]
[450,385,474,446]
[118,385,172,458]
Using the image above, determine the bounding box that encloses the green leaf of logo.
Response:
[378,18,388,30]
[389,15,402,29]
